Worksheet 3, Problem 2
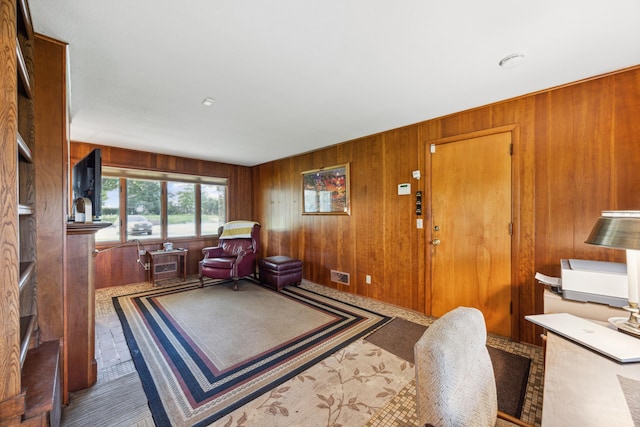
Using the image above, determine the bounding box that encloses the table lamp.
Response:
[585,211,640,328]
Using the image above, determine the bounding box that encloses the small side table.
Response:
[147,248,188,285]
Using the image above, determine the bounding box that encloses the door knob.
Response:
[432,239,441,246]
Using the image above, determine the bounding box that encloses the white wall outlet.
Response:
[417,218,423,229]
[144,263,150,270]
[365,275,371,284]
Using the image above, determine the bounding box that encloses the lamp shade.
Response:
[585,211,640,250]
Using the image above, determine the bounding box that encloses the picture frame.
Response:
[302,163,350,215]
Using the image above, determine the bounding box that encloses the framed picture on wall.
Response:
[302,163,350,215]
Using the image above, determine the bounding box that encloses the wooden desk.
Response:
[147,249,188,285]
[543,331,640,426]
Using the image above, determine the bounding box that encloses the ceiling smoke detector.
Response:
[202,97,216,106]
[499,52,526,69]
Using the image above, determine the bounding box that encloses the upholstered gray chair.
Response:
[414,307,531,427]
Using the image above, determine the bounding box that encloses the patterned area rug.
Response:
[214,338,416,426]
[113,279,392,426]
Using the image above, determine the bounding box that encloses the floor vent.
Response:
[155,262,177,274]
[330,270,350,285]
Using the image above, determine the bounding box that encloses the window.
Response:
[167,182,195,238]
[96,177,120,243]
[96,167,227,244]
[201,183,226,236]
[127,178,161,240]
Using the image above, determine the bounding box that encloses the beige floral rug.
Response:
[212,339,415,427]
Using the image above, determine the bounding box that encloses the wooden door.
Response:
[431,132,512,337]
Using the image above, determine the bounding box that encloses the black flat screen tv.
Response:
[72,148,102,220]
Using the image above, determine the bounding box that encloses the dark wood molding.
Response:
[66,221,112,235]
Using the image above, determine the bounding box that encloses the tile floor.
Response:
[94,280,151,383]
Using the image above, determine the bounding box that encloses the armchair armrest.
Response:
[202,246,226,259]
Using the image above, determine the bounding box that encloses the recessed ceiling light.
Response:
[499,52,526,69]
[202,97,215,106]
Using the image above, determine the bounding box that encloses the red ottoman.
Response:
[258,256,303,291]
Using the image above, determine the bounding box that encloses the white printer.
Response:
[559,259,627,307]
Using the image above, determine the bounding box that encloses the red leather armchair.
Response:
[199,221,261,291]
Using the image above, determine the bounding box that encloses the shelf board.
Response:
[19,204,34,215]
[19,261,36,293]
[17,132,33,163]
[16,38,33,99]
[22,340,61,421]
[20,314,37,369]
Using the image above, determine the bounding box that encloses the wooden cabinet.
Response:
[0,0,62,425]
[65,223,110,392]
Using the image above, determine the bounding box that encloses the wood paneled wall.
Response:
[252,65,640,345]
[70,142,253,288]
[252,126,428,308]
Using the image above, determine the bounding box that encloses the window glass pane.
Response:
[201,184,226,235]
[167,182,195,238]
[126,179,161,240]
[96,177,120,242]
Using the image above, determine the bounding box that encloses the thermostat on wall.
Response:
[398,183,411,195]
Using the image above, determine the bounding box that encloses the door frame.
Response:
[425,124,531,342]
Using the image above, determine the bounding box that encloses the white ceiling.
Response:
[30,1,640,167]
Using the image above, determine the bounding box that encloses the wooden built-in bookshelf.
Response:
[0,0,62,424]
